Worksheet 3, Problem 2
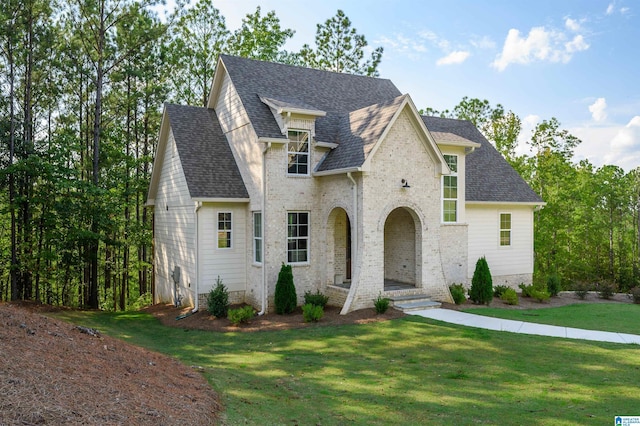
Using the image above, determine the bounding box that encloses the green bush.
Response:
[207,276,229,318]
[500,288,519,305]
[302,303,324,322]
[275,263,297,314]
[469,257,493,305]
[519,283,534,297]
[573,282,590,300]
[630,287,640,304]
[546,274,561,297]
[596,281,617,299]
[493,285,510,298]
[530,288,550,303]
[374,293,390,314]
[228,306,255,325]
[303,290,329,308]
[449,284,466,305]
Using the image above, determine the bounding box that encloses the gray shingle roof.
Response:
[166,103,249,199]
[317,94,407,171]
[422,116,543,203]
[220,54,402,145]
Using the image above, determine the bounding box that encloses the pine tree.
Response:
[274,263,297,314]
[469,257,493,305]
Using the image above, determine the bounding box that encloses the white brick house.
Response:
[146,55,544,314]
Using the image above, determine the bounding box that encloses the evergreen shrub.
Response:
[303,290,329,307]
[374,293,390,314]
[302,303,324,322]
[546,274,561,297]
[207,276,229,318]
[469,257,493,305]
[500,288,519,305]
[228,306,255,325]
[275,263,297,314]
[449,284,466,305]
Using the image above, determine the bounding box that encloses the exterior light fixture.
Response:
[401,179,410,188]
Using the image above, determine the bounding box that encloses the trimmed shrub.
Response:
[546,274,561,297]
[274,263,297,314]
[228,306,254,325]
[500,288,519,305]
[302,303,324,322]
[207,276,229,318]
[304,290,329,308]
[574,282,590,300]
[530,288,550,303]
[449,284,467,305]
[493,285,510,298]
[374,293,390,314]
[630,287,640,304]
[469,257,493,305]
[596,281,616,299]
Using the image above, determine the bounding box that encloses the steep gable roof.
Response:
[165,104,248,200]
[217,54,402,144]
[422,116,543,204]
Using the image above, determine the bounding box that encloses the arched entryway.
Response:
[327,207,352,287]
[383,207,421,288]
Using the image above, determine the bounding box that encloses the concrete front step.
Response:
[388,294,442,312]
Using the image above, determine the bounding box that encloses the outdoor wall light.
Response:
[401,179,410,188]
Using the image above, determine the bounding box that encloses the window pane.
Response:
[443,200,457,222]
[444,155,457,172]
[217,212,232,248]
[287,130,310,175]
[287,212,309,263]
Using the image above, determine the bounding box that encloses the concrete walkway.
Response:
[412,308,640,345]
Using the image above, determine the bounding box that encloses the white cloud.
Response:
[611,116,640,152]
[565,18,581,32]
[436,50,470,66]
[589,98,607,122]
[491,26,589,71]
[606,3,615,15]
[470,35,496,50]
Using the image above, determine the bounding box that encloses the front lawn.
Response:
[54,310,640,425]
[464,303,640,335]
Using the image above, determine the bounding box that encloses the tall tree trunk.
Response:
[7,13,19,301]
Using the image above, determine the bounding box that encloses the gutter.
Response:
[193,201,202,313]
[341,172,358,315]
[258,142,272,315]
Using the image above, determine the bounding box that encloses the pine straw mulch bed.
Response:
[0,302,221,426]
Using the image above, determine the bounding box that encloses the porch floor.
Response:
[332,279,415,291]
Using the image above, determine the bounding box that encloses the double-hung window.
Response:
[217,212,232,248]
[287,130,310,175]
[253,212,262,263]
[287,212,309,263]
[500,213,512,246]
[442,155,458,223]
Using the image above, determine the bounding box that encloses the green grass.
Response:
[52,310,640,425]
[463,303,640,335]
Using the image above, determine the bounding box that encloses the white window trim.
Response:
[217,211,233,249]
[442,154,458,223]
[286,129,311,177]
[287,211,310,265]
[499,212,512,247]
[253,211,262,264]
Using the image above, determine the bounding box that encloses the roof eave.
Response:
[313,167,362,177]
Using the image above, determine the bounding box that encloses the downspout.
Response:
[193,201,202,313]
[341,172,358,315]
[258,142,272,315]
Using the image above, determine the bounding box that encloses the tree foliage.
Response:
[274,263,297,314]
[299,9,383,76]
[469,257,493,305]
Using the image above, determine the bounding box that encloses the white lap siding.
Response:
[153,131,196,306]
[466,204,534,287]
[197,204,247,296]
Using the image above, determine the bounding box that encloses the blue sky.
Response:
[173,0,640,171]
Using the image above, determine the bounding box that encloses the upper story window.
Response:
[442,155,458,223]
[287,130,310,175]
[500,213,511,246]
[217,212,232,248]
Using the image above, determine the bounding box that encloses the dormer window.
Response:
[287,130,310,175]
